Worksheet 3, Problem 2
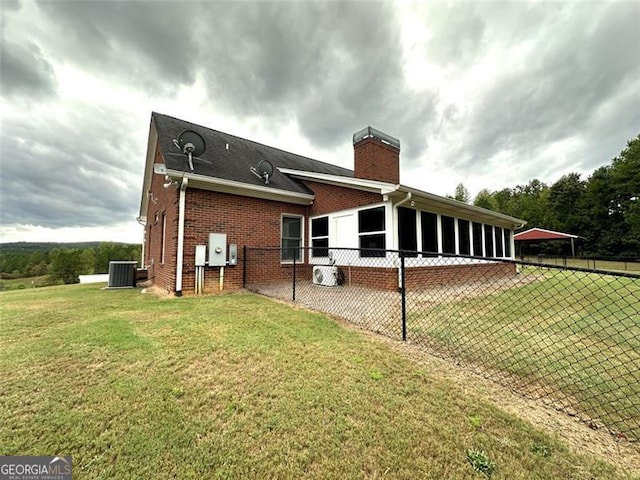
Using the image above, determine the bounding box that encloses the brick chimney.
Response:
[353,126,400,184]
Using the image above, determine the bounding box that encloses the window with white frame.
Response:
[398,207,417,257]
[311,216,329,258]
[484,224,494,257]
[358,206,386,257]
[421,212,438,254]
[495,226,504,257]
[281,215,303,262]
[504,229,512,257]
[441,215,456,254]
[458,219,471,255]
[472,222,483,256]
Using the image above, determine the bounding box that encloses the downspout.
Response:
[393,191,412,289]
[175,177,188,296]
[136,216,146,268]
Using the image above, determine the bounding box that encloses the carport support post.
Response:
[400,251,407,341]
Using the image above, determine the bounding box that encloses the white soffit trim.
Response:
[165,169,314,205]
[278,167,526,227]
[139,117,159,218]
[399,185,527,227]
[278,168,398,194]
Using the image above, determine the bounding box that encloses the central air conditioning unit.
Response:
[107,261,137,288]
[313,265,339,286]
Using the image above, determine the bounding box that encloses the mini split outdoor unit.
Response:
[312,265,339,287]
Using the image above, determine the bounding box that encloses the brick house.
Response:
[138,112,526,295]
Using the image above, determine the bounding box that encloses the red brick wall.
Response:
[144,144,179,293]
[181,189,307,294]
[405,262,517,290]
[331,262,516,292]
[353,137,400,184]
[337,266,398,291]
[303,181,382,217]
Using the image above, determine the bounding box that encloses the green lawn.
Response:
[0,274,57,291]
[0,284,634,479]
[521,256,640,273]
[408,268,640,441]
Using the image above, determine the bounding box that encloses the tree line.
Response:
[456,134,639,257]
[0,242,141,284]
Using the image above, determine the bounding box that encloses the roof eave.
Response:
[138,115,159,221]
[514,227,583,240]
[165,169,315,205]
[279,168,526,227]
[278,168,398,194]
[396,185,527,228]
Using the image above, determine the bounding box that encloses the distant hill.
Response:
[0,242,140,253]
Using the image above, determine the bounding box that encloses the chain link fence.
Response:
[244,246,640,442]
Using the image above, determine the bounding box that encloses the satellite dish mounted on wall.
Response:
[167,130,210,171]
[250,159,274,185]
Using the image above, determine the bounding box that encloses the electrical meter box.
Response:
[195,245,207,266]
[228,244,238,266]
[208,233,227,266]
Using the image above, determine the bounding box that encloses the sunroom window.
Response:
[358,206,386,257]
[311,216,329,258]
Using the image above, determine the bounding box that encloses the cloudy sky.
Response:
[1,1,638,244]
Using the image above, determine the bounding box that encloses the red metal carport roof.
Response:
[514,227,582,241]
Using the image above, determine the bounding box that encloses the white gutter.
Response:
[175,177,188,296]
[136,216,146,268]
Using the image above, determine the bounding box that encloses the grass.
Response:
[408,268,640,440]
[0,274,57,291]
[0,284,634,479]
[521,256,640,273]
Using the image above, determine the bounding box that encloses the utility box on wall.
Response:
[208,233,227,266]
[195,245,207,266]
[229,244,238,266]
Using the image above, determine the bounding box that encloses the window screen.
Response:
[484,225,494,257]
[504,229,512,257]
[458,219,470,255]
[441,215,456,254]
[398,207,417,256]
[472,222,483,256]
[359,206,386,257]
[495,226,504,257]
[311,216,329,257]
[421,212,438,253]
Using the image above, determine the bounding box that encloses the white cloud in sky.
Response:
[1,0,638,244]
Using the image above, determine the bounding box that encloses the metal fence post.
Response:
[400,251,407,341]
[292,250,296,302]
[242,245,247,288]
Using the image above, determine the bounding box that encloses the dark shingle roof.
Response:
[153,112,353,195]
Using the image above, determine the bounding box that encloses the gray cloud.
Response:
[1,106,143,228]
[195,2,437,153]
[36,0,199,95]
[436,3,640,174]
[0,40,57,98]
[1,1,638,238]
